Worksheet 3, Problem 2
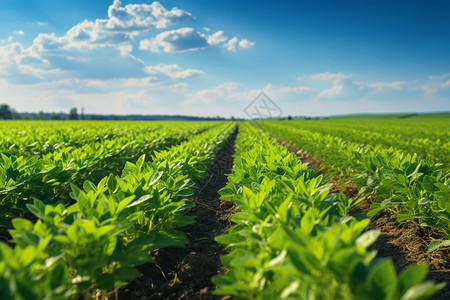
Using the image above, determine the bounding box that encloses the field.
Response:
[0,117,449,299]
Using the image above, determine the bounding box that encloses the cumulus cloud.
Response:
[139,27,208,53]
[0,1,199,83]
[139,28,253,53]
[223,37,254,51]
[310,72,349,99]
[0,0,255,84]
[106,0,192,31]
[207,30,227,45]
[421,73,450,95]
[224,37,238,51]
[238,39,255,49]
[185,81,310,107]
[144,63,204,79]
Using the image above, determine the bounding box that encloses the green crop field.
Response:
[0,119,449,299]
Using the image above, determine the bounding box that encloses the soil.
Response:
[278,138,450,299]
[117,127,238,300]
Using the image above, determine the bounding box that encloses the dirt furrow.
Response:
[277,139,450,300]
[118,127,238,300]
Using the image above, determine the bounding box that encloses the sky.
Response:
[0,0,449,118]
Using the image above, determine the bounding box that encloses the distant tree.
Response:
[0,104,12,120]
[21,113,32,120]
[69,107,78,120]
[11,108,20,120]
[288,115,293,120]
[50,113,61,120]
[38,111,45,120]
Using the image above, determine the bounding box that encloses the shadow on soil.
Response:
[118,127,238,300]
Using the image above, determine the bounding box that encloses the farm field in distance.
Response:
[0,114,449,299]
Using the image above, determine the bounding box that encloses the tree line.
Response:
[0,104,229,121]
[0,104,81,120]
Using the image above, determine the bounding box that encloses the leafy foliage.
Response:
[213,123,445,299]
[263,121,450,251]
[0,121,235,299]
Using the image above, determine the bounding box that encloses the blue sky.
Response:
[0,0,449,117]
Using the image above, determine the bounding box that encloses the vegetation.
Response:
[263,118,450,251]
[0,118,448,299]
[213,123,444,299]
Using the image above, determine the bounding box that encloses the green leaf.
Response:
[176,188,193,197]
[218,187,235,196]
[107,174,118,193]
[366,259,398,300]
[11,217,34,231]
[399,264,429,295]
[427,240,450,252]
[113,266,141,281]
[401,282,446,300]
[126,195,151,208]
[368,203,384,217]
[148,171,163,186]
[300,209,315,234]
[83,180,97,193]
[104,236,117,256]
[356,230,380,248]
[136,154,146,170]
[417,198,434,205]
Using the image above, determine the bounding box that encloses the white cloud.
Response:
[238,39,255,49]
[311,72,348,81]
[144,63,204,79]
[207,30,227,45]
[354,80,409,95]
[1,1,254,85]
[184,81,310,108]
[106,0,192,31]
[223,37,254,51]
[310,72,349,99]
[0,1,198,83]
[168,82,188,93]
[263,83,312,95]
[369,81,407,90]
[224,37,238,51]
[139,28,253,53]
[421,73,450,95]
[13,30,25,36]
[184,82,262,106]
[139,27,208,53]
[442,79,450,89]
[317,80,344,99]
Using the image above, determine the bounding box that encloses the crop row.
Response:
[0,121,219,157]
[0,124,212,222]
[213,123,445,299]
[0,124,235,299]
[280,119,449,164]
[262,122,450,251]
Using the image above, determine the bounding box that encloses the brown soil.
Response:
[278,138,450,299]
[356,199,450,300]
[117,127,238,300]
